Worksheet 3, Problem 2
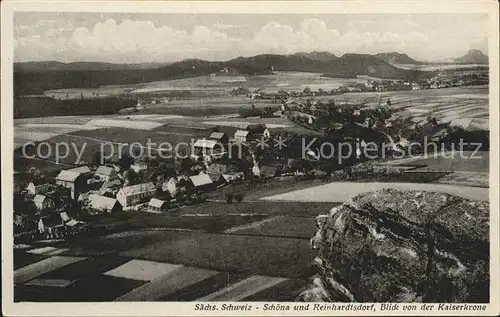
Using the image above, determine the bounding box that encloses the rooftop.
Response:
[33,194,49,204]
[194,139,218,149]
[88,194,119,210]
[96,165,115,176]
[119,182,156,197]
[235,130,250,137]
[209,132,227,140]
[149,198,168,208]
[189,174,213,187]
[68,166,92,174]
[56,170,82,182]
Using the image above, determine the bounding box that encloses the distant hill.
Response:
[453,50,489,64]
[322,53,431,80]
[14,52,434,95]
[374,52,423,65]
[14,61,169,72]
[293,51,338,62]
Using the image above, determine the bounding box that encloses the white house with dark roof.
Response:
[209,132,229,144]
[189,174,214,192]
[95,165,117,181]
[193,139,224,160]
[56,170,85,199]
[67,166,92,177]
[88,194,122,213]
[33,194,54,211]
[148,198,168,212]
[116,182,156,208]
[234,130,250,143]
[26,182,51,196]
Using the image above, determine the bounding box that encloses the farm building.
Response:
[234,130,250,143]
[100,179,123,196]
[37,213,65,237]
[189,174,214,192]
[33,194,54,211]
[95,166,117,181]
[26,182,51,196]
[209,132,229,144]
[59,211,86,230]
[68,166,93,177]
[148,198,169,212]
[116,182,156,208]
[88,194,122,213]
[56,169,88,199]
[193,139,224,160]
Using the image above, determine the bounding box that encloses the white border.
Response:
[2,1,499,316]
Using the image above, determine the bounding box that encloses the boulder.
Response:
[299,189,489,303]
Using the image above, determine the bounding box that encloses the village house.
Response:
[68,166,93,177]
[26,182,51,196]
[56,169,87,199]
[234,130,250,143]
[189,174,214,192]
[88,194,122,213]
[116,182,156,208]
[95,165,117,181]
[148,198,169,212]
[33,194,55,211]
[99,179,123,196]
[193,139,224,160]
[37,213,65,238]
[208,132,229,145]
[59,211,86,231]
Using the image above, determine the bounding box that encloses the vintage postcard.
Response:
[1,1,499,316]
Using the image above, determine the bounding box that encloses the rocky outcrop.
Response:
[298,189,489,303]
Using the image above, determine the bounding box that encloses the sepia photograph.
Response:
[2,1,499,316]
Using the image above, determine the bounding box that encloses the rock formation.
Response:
[298,189,489,303]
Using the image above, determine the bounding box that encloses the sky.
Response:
[13,13,489,63]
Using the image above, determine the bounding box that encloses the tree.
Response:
[91,151,103,166]
[303,87,311,95]
[175,157,194,174]
[123,168,140,186]
[27,167,44,183]
[118,154,134,171]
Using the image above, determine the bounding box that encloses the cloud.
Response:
[14,16,489,63]
[212,23,248,30]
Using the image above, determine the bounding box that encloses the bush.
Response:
[225,194,234,204]
[234,194,243,203]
